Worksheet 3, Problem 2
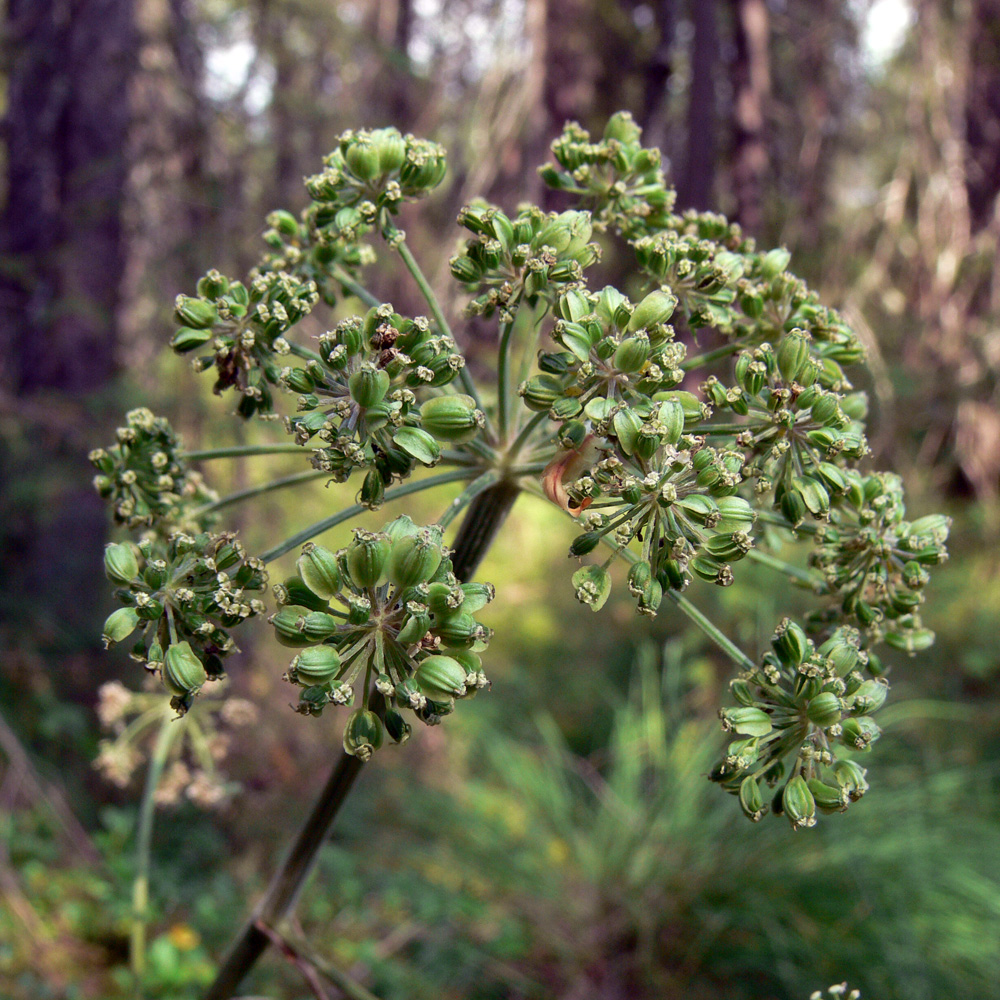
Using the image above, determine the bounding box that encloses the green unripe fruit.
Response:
[387,531,442,589]
[268,209,299,236]
[759,247,791,281]
[520,373,566,412]
[290,646,342,687]
[420,394,483,443]
[271,606,340,646]
[348,365,390,408]
[104,542,139,584]
[627,289,676,332]
[776,328,810,383]
[384,708,412,744]
[572,565,612,611]
[426,581,465,619]
[433,613,485,649]
[102,606,140,646]
[170,326,213,353]
[162,641,208,697]
[372,127,406,173]
[346,531,391,588]
[283,367,315,393]
[450,254,481,283]
[613,335,650,373]
[415,655,468,701]
[343,709,384,761]
[392,426,441,465]
[739,775,766,821]
[833,759,869,799]
[603,110,642,146]
[851,679,888,714]
[808,779,848,814]
[782,775,817,829]
[570,532,602,557]
[360,469,385,509]
[173,296,218,329]
[345,138,381,181]
[396,611,431,645]
[459,583,494,613]
[806,691,843,728]
[840,716,881,751]
[773,619,809,668]
[280,575,329,612]
[627,560,653,598]
[722,706,773,737]
[297,544,342,601]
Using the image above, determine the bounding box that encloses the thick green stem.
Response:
[193,470,328,517]
[182,444,311,461]
[132,712,184,996]
[260,468,478,563]
[203,476,521,1000]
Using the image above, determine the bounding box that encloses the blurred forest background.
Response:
[2,0,1000,998]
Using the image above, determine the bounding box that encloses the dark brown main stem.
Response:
[203,481,520,1000]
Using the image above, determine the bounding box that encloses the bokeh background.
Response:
[2,1,1000,998]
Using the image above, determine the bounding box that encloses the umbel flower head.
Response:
[270,515,494,760]
[101,531,268,715]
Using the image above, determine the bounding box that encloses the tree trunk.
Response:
[678,0,720,211]
[0,0,135,647]
[729,0,770,234]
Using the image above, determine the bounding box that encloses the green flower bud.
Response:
[296,544,342,601]
[348,365,390,408]
[807,691,843,728]
[290,646,342,686]
[104,542,139,584]
[739,775,766,821]
[162,641,208,697]
[387,531,443,589]
[628,289,676,332]
[782,774,817,829]
[343,709,384,761]
[102,606,140,647]
[721,706,773,737]
[613,335,650,373]
[415,654,468,700]
[572,565,612,611]
[347,530,391,588]
[420,394,483,443]
[173,296,218,329]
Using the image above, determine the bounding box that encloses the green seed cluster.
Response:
[89,408,216,528]
[101,532,268,715]
[173,268,320,418]
[303,127,447,241]
[711,619,883,830]
[281,304,481,505]
[254,205,377,309]
[539,111,676,239]
[519,285,685,420]
[449,204,600,319]
[269,516,493,761]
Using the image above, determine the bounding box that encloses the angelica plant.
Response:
[92,114,949,997]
